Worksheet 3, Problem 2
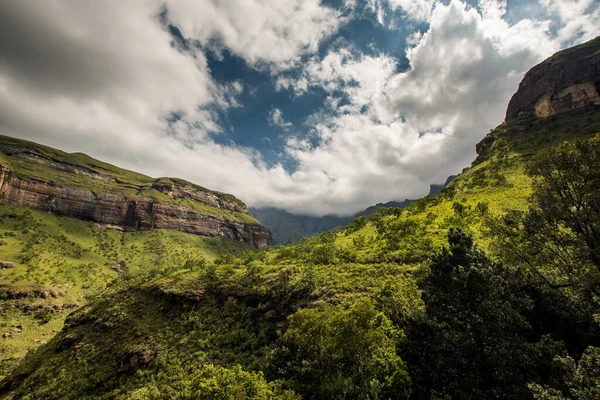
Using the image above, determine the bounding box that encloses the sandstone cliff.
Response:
[0,135,271,249]
[506,36,600,120]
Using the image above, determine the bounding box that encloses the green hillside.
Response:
[0,204,250,379]
[251,178,453,245]
[0,134,258,224]
[2,107,600,398]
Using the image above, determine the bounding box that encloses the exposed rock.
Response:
[111,264,123,274]
[0,261,14,269]
[0,139,272,249]
[506,37,600,120]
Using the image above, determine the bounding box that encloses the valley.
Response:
[0,30,599,400]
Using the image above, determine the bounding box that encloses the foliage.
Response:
[405,229,566,399]
[3,111,600,398]
[487,137,600,290]
[274,298,411,399]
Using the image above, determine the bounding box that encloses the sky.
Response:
[0,0,599,216]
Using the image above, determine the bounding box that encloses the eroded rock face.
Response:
[0,165,271,249]
[506,37,600,120]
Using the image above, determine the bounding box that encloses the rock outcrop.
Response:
[506,36,600,120]
[0,138,271,249]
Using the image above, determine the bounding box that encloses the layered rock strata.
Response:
[506,37,600,120]
[0,151,271,249]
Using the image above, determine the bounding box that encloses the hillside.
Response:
[1,38,599,399]
[250,178,454,244]
[0,203,251,379]
[0,136,271,379]
[0,135,271,249]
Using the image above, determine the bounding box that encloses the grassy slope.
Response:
[0,135,258,224]
[2,110,600,398]
[0,204,250,379]
[331,110,600,260]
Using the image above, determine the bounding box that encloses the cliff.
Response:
[506,36,600,120]
[0,135,271,249]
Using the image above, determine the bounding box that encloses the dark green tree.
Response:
[489,136,600,290]
[405,229,564,399]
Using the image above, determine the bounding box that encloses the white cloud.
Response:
[268,109,293,130]
[0,0,342,213]
[0,0,597,218]
[364,0,436,24]
[165,0,344,70]
[539,0,600,44]
[267,0,560,215]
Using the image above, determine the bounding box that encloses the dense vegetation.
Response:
[1,109,600,399]
[0,206,249,379]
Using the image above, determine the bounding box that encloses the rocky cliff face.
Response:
[506,37,600,120]
[0,138,271,249]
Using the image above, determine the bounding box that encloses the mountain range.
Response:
[250,176,455,244]
[0,36,599,399]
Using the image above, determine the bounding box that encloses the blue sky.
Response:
[1,0,599,215]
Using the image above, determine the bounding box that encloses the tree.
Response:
[273,298,411,399]
[405,229,564,399]
[529,137,600,268]
[488,136,600,292]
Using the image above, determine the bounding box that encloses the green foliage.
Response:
[406,229,566,399]
[3,110,600,398]
[274,298,411,399]
[0,204,248,379]
[488,136,600,289]
[530,346,600,400]
[345,215,367,233]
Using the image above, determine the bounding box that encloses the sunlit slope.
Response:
[0,204,250,379]
[3,109,600,398]
[0,135,257,224]
[328,110,600,262]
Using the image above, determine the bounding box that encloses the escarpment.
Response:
[0,136,271,249]
[506,36,600,120]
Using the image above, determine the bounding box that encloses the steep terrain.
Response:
[0,135,271,249]
[0,136,270,379]
[2,37,600,400]
[506,36,600,119]
[250,178,453,244]
[0,204,252,379]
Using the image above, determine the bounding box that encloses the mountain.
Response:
[2,37,600,399]
[250,175,455,244]
[0,135,271,249]
[0,136,271,378]
[427,175,456,197]
[506,36,600,120]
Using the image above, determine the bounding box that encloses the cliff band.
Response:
[506,36,600,120]
[0,135,271,249]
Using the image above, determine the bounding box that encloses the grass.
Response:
[0,134,258,224]
[2,110,600,396]
[0,204,250,379]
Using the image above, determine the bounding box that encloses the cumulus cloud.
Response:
[365,0,436,23]
[271,0,559,215]
[0,0,596,217]
[165,0,343,69]
[539,0,600,44]
[0,0,339,212]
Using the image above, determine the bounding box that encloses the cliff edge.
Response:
[0,135,271,249]
[506,36,600,120]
